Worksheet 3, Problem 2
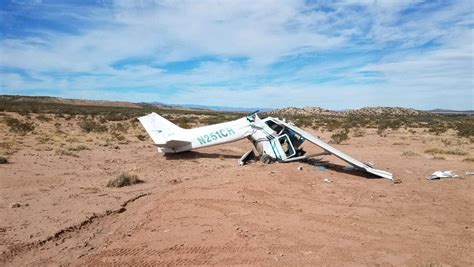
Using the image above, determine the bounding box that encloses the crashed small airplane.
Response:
[138,112,393,181]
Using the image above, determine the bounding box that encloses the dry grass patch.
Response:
[107,172,144,188]
[401,151,419,157]
[463,157,474,163]
[432,156,446,160]
[67,144,89,152]
[424,148,468,156]
[0,141,19,155]
[55,149,79,157]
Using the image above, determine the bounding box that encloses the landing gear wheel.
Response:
[260,154,273,164]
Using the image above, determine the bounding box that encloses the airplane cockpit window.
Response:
[278,135,295,158]
[265,120,284,134]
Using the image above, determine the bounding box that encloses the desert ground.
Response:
[0,111,473,266]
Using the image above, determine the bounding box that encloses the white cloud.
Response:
[0,0,472,109]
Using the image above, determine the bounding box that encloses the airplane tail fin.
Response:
[138,112,183,145]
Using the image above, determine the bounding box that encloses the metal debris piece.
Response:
[426,170,459,180]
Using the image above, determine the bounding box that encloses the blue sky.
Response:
[0,0,472,109]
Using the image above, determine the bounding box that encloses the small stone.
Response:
[297,166,303,171]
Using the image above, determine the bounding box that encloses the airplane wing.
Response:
[276,119,394,181]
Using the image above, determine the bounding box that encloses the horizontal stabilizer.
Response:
[154,139,191,148]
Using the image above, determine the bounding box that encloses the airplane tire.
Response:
[260,154,273,164]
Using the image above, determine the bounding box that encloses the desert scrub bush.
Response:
[4,117,35,135]
[111,132,128,143]
[36,114,51,122]
[0,142,18,155]
[79,119,107,133]
[0,155,8,164]
[463,157,474,163]
[330,129,350,144]
[109,122,129,134]
[428,122,449,135]
[324,119,343,132]
[376,126,387,137]
[36,135,52,144]
[172,116,193,128]
[107,172,143,188]
[67,144,89,151]
[55,149,79,157]
[352,127,365,137]
[432,156,446,160]
[424,148,468,156]
[455,121,474,138]
[401,151,419,157]
[136,134,148,141]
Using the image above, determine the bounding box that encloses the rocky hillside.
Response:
[271,106,425,117]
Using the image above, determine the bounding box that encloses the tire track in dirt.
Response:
[0,193,152,264]
[82,243,326,266]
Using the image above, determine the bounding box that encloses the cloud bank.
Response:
[0,0,472,109]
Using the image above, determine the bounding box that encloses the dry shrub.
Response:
[424,148,468,156]
[36,114,51,122]
[4,117,35,135]
[55,149,79,157]
[79,119,107,133]
[0,155,8,164]
[401,151,419,157]
[107,172,143,188]
[330,129,350,144]
[67,144,89,151]
[0,142,18,155]
[352,128,365,137]
[463,157,474,163]
[433,156,446,160]
[136,134,147,141]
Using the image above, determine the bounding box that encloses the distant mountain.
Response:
[427,109,474,115]
[148,102,273,113]
[271,106,426,117]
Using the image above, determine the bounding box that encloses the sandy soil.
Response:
[0,113,473,266]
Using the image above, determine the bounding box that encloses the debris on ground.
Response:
[465,171,474,176]
[9,202,28,208]
[343,165,354,171]
[323,178,332,183]
[426,170,459,180]
[313,165,326,171]
[297,166,303,171]
[238,150,255,166]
